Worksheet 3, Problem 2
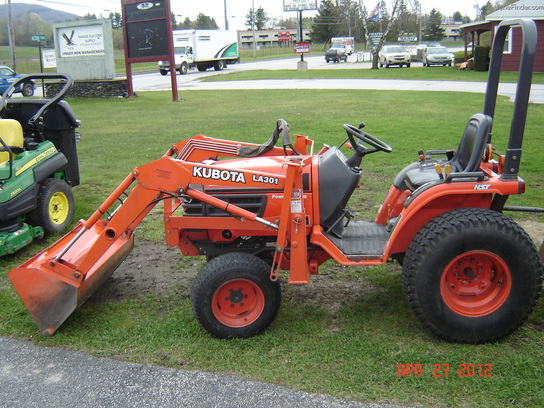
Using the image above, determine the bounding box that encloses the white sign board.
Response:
[41,48,57,68]
[57,24,105,58]
[284,0,318,11]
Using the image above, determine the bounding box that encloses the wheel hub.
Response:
[441,250,511,317]
[49,191,69,224]
[212,279,265,327]
[226,288,248,307]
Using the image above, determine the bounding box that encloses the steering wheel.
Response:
[343,123,392,155]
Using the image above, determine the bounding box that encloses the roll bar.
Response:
[482,19,537,181]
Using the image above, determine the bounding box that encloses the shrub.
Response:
[454,51,472,64]
[474,45,491,71]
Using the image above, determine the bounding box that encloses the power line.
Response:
[20,0,114,11]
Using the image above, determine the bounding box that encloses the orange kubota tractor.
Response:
[9,19,543,343]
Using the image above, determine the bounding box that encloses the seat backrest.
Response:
[450,113,492,172]
[0,119,24,164]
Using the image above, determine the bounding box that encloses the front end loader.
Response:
[9,19,543,343]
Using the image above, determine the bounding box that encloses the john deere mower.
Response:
[0,73,80,256]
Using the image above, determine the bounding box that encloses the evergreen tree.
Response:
[180,17,193,29]
[194,13,218,29]
[109,12,122,28]
[423,8,445,41]
[245,9,255,30]
[255,7,268,30]
[309,0,338,44]
[452,11,464,22]
[245,7,268,30]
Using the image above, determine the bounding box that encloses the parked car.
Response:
[0,66,35,97]
[325,47,348,63]
[422,47,453,67]
[378,45,411,68]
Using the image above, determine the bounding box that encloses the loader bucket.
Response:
[9,223,134,336]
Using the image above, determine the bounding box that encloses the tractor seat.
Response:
[0,119,24,165]
[404,113,492,191]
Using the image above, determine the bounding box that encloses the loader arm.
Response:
[9,147,302,335]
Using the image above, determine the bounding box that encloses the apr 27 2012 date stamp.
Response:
[397,363,493,378]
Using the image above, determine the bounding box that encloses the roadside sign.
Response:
[41,49,56,68]
[368,32,383,46]
[398,34,418,42]
[284,0,317,11]
[31,35,46,42]
[294,42,310,53]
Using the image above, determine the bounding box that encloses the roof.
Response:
[459,20,493,30]
[486,0,544,20]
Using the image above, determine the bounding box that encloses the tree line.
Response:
[0,0,519,49]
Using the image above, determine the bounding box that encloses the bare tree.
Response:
[360,0,403,69]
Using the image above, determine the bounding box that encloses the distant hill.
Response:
[0,3,78,25]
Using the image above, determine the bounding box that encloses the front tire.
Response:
[402,208,542,344]
[22,82,34,97]
[26,178,74,235]
[191,252,281,338]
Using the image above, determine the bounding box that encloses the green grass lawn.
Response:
[0,89,543,408]
[204,67,544,84]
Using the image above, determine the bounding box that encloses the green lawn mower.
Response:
[0,73,80,256]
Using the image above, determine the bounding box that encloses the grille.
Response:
[183,193,267,217]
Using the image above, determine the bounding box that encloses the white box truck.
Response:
[158,30,239,75]
[331,37,355,55]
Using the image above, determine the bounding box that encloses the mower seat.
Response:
[0,119,24,165]
[403,113,492,191]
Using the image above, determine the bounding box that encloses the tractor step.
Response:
[325,221,389,256]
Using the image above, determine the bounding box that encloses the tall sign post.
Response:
[31,35,47,72]
[121,0,178,100]
[32,34,47,96]
[283,0,317,71]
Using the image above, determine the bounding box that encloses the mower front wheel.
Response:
[26,178,74,235]
[191,252,281,338]
[402,208,542,344]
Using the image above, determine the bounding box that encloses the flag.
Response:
[368,3,380,22]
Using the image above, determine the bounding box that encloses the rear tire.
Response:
[26,178,74,235]
[402,208,542,344]
[191,252,281,338]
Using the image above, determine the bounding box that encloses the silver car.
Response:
[378,45,411,68]
[422,47,453,67]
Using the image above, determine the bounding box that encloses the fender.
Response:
[382,177,524,257]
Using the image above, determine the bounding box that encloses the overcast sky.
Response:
[13,0,483,31]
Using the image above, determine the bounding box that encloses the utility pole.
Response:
[224,0,229,30]
[7,0,16,71]
[252,0,256,58]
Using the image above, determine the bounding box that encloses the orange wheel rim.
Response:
[212,279,265,327]
[441,250,511,317]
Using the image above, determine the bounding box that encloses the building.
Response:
[237,29,311,49]
[441,23,463,41]
[460,0,544,71]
